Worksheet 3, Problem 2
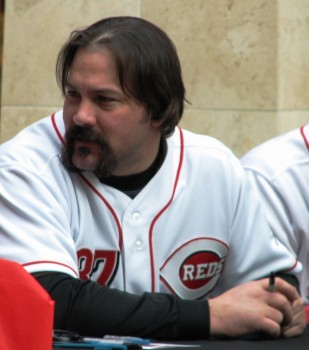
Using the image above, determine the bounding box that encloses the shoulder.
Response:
[241,125,309,179]
[171,128,237,162]
[168,128,244,184]
[0,111,65,173]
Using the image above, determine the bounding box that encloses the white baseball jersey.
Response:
[0,111,301,300]
[241,124,309,304]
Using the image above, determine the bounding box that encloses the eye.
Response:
[65,89,80,99]
[97,95,114,104]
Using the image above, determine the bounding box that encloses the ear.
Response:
[151,118,163,128]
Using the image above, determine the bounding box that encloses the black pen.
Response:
[268,271,276,292]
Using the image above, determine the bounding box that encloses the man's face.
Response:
[61,47,162,178]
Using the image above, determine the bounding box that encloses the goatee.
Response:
[61,125,116,179]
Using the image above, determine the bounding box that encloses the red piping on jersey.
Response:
[149,127,184,292]
[52,113,65,143]
[300,124,309,151]
[79,174,123,250]
[282,258,299,273]
[23,260,79,277]
[51,113,123,250]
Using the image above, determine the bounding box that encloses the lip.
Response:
[72,140,102,171]
[75,140,95,147]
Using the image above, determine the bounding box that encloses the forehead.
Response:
[72,46,116,71]
[67,47,121,90]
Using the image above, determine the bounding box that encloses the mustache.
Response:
[65,125,107,147]
[61,125,113,175]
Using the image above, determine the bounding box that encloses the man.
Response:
[0,16,305,340]
[241,124,309,308]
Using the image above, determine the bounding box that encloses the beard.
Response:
[61,125,116,179]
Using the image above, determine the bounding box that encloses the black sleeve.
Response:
[34,272,210,340]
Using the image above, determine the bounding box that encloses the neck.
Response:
[100,137,167,198]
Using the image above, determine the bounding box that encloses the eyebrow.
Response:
[64,82,124,97]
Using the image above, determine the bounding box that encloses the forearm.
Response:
[35,272,210,340]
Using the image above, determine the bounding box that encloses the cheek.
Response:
[63,114,72,132]
[63,103,74,131]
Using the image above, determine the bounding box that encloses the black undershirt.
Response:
[99,137,167,198]
[34,272,298,339]
[36,272,210,339]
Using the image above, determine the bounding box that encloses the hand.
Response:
[208,277,304,338]
[281,291,306,338]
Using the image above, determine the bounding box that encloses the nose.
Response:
[73,99,96,127]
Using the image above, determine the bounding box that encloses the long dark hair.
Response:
[56,16,186,136]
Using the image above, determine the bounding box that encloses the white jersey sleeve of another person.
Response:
[241,124,309,304]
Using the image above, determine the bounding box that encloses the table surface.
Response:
[173,325,309,350]
[53,326,309,350]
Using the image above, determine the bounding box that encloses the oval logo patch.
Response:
[160,238,228,299]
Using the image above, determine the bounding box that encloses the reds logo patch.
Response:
[160,238,228,299]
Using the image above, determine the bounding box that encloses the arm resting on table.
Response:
[34,272,210,340]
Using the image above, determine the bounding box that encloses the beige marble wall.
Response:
[1,0,309,156]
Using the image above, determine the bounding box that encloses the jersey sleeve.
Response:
[0,164,79,276]
[35,272,210,340]
[241,164,309,302]
[244,167,307,257]
[240,129,309,303]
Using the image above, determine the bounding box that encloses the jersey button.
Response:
[132,212,140,220]
[135,239,143,250]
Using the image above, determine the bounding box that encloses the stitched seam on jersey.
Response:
[23,260,79,277]
[245,159,309,183]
